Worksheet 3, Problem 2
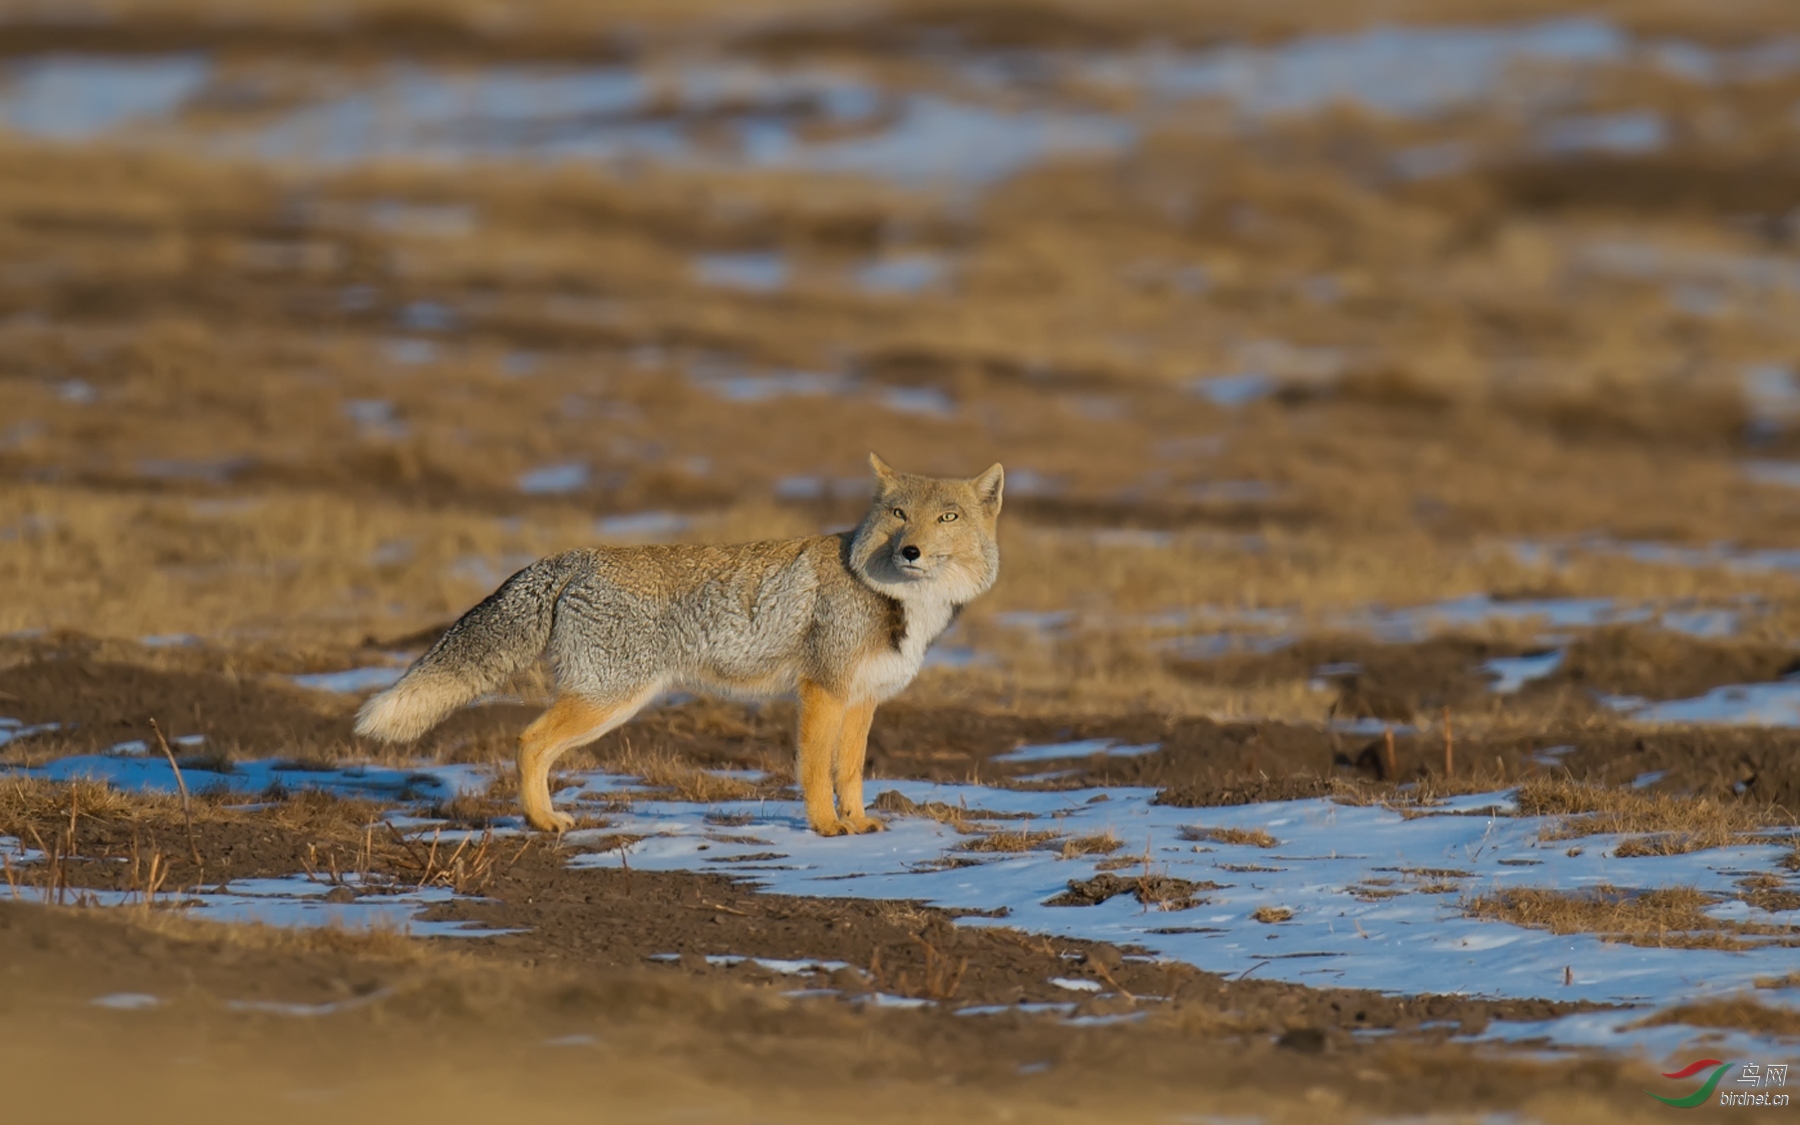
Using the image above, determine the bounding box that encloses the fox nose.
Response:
[901,545,921,562]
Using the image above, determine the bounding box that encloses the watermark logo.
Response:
[1646,1060,1789,1108]
[1647,1059,1732,1108]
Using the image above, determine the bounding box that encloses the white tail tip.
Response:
[353,676,458,743]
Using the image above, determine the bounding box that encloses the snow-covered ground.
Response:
[560,778,1800,1005]
[10,752,1800,1059]
[561,776,1800,1058]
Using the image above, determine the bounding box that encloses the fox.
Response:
[355,454,1003,836]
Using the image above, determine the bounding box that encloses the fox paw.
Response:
[809,817,850,837]
[525,806,575,833]
[841,815,887,834]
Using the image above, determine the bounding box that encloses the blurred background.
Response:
[3,0,1800,739]
[9,8,1800,1117]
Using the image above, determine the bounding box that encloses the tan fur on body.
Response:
[357,455,1003,835]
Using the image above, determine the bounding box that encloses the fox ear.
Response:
[869,452,898,486]
[973,463,1003,514]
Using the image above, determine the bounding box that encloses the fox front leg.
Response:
[833,699,885,834]
[797,681,849,836]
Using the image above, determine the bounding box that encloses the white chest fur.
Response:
[852,594,958,702]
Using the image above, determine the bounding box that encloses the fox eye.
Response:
[892,508,906,520]
[939,512,958,522]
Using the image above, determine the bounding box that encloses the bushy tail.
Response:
[355,551,589,743]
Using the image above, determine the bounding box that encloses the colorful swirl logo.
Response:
[1646,1059,1732,1108]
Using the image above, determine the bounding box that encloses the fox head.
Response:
[849,453,1003,603]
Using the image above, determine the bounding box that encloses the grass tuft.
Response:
[1178,825,1278,848]
[1464,884,1800,950]
[601,744,761,804]
[1632,998,1800,1036]
[1514,777,1782,856]
[1058,832,1122,858]
[960,829,1064,853]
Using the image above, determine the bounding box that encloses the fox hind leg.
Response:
[833,699,884,834]
[517,690,650,832]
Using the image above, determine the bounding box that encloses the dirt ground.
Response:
[6,0,1800,1116]
[0,776,1689,1123]
[1,896,1687,1125]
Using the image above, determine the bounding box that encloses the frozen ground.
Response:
[0,849,511,937]
[557,779,1798,1003]
[561,776,1800,1058]
[10,752,1800,1060]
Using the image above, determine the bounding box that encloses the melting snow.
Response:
[0,718,61,747]
[5,865,510,937]
[552,776,1800,1043]
[993,740,1161,764]
[695,251,789,293]
[1482,651,1564,694]
[8,754,491,801]
[91,992,162,1010]
[517,462,590,495]
[1609,680,1800,728]
[15,751,1800,1057]
[290,666,406,694]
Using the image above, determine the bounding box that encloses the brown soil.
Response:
[1533,627,1800,703]
[1175,635,1523,720]
[0,894,1669,1125]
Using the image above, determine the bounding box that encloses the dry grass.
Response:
[1093,855,1142,871]
[1383,866,1474,879]
[1464,885,1800,950]
[2,96,1800,722]
[1250,906,1293,924]
[0,776,162,826]
[86,896,435,962]
[959,829,1065,853]
[1,0,1800,758]
[1514,778,1784,857]
[0,774,528,900]
[869,790,1035,833]
[378,825,514,895]
[265,788,395,835]
[1734,872,1800,913]
[1178,825,1278,848]
[1058,832,1123,858]
[1349,880,1405,901]
[1633,998,1800,1036]
[425,793,518,829]
[1329,776,1513,811]
[600,744,763,804]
